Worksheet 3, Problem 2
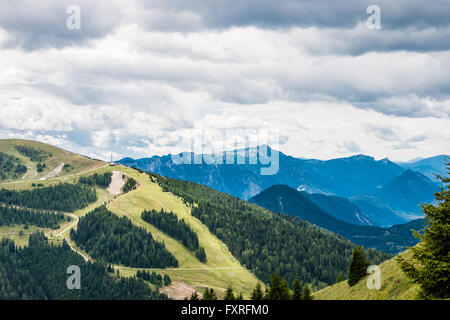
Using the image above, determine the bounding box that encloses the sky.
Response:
[0,0,449,162]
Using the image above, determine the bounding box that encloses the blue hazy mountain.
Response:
[249,184,424,253]
[118,145,405,200]
[348,195,407,227]
[304,193,374,226]
[396,155,448,182]
[371,169,440,215]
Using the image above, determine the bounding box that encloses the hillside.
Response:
[0,139,104,184]
[250,184,425,253]
[148,174,392,288]
[314,249,418,300]
[305,192,374,226]
[0,139,261,299]
[349,195,407,227]
[0,139,427,300]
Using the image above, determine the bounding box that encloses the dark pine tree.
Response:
[267,272,291,300]
[336,272,344,283]
[251,282,264,300]
[397,160,450,299]
[348,246,370,286]
[302,284,313,300]
[292,275,303,300]
[190,291,200,300]
[224,284,235,300]
[202,288,217,300]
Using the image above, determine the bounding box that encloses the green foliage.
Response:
[14,145,51,162]
[336,272,344,283]
[122,177,137,193]
[302,284,313,300]
[292,275,303,300]
[0,152,27,180]
[0,232,169,300]
[348,246,370,286]
[189,291,200,300]
[251,282,264,300]
[71,206,178,268]
[36,162,46,173]
[202,288,218,300]
[79,172,112,187]
[0,183,97,212]
[141,209,206,262]
[224,284,235,300]
[150,173,390,287]
[0,205,65,229]
[164,274,171,286]
[136,269,171,287]
[267,272,291,300]
[195,247,207,263]
[397,161,450,299]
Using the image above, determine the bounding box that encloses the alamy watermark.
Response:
[66,5,81,30]
[170,129,280,175]
[366,5,381,30]
[366,265,381,290]
[66,265,81,290]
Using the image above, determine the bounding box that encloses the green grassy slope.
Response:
[0,139,104,184]
[107,167,261,299]
[314,249,418,300]
[0,140,261,299]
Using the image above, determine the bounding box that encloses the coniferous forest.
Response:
[0,183,97,212]
[14,145,52,162]
[0,152,27,181]
[141,209,206,262]
[0,232,169,300]
[78,172,113,187]
[0,205,66,229]
[122,177,138,193]
[136,269,172,287]
[150,173,391,288]
[70,206,178,268]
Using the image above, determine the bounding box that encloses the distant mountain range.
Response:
[249,184,425,253]
[396,155,448,182]
[119,146,445,222]
[305,192,374,226]
[348,196,407,226]
[372,169,440,216]
[119,145,406,199]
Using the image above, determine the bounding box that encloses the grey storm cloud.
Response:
[1,0,450,54]
[141,0,450,30]
[0,0,122,50]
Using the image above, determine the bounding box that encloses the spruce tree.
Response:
[251,282,264,300]
[202,288,217,300]
[397,161,450,299]
[224,284,235,300]
[292,275,303,300]
[348,246,370,286]
[302,284,313,300]
[190,291,200,300]
[267,272,291,300]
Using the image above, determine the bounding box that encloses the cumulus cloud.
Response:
[0,1,449,161]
